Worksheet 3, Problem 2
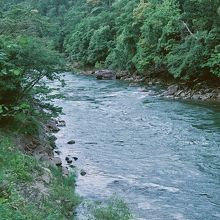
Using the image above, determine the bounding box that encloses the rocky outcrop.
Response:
[95,69,116,80]
[161,83,220,101]
[162,85,179,96]
[46,120,60,132]
[80,68,220,101]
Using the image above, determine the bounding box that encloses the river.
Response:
[52,73,220,220]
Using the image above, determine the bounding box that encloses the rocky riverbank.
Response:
[76,68,220,102]
[0,118,80,220]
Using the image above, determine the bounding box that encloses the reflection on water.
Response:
[50,73,220,220]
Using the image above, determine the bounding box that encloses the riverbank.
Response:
[0,120,80,220]
[0,104,134,219]
[72,66,220,102]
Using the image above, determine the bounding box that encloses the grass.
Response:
[0,134,80,220]
[86,197,134,220]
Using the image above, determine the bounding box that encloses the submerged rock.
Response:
[67,140,76,144]
[65,156,73,164]
[95,69,116,80]
[65,156,70,161]
[67,160,73,164]
[73,157,78,161]
[80,169,86,176]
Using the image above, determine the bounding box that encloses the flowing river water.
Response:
[52,73,220,220]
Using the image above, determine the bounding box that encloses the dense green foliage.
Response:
[1,0,219,124]
[0,1,64,124]
[62,0,220,79]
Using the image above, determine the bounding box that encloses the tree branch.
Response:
[182,21,197,39]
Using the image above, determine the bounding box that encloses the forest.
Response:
[0,0,220,120]
[0,0,220,219]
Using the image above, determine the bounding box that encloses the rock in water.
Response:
[73,157,78,161]
[95,69,116,80]
[67,160,73,164]
[67,140,76,144]
[65,156,70,161]
[57,119,66,127]
[80,169,86,176]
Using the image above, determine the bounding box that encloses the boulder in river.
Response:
[95,69,116,80]
[73,157,78,161]
[65,156,73,164]
[65,156,70,161]
[80,169,86,176]
[67,140,76,144]
[67,159,73,164]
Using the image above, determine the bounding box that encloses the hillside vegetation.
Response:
[61,0,220,80]
[1,0,220,120]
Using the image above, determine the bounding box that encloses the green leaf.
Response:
[13,69,21,76]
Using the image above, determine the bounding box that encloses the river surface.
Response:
[52,73,220,220]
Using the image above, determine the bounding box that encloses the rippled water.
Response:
[52,73,220,220]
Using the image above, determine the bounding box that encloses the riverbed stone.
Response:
[65,156,70,161]
[67,159,73,164]
[80,169,86,176]
[67,140,76,144]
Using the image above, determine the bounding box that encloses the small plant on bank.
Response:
[86,197,133,220]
